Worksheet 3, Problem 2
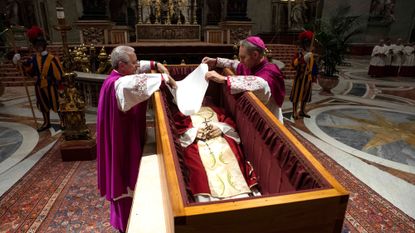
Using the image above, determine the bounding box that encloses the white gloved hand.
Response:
[12,53,21,65]
[304,52,312,63]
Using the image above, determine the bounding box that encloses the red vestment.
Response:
[173,104,257,198]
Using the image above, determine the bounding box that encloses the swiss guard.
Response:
[15,26,64,131]
[290,30,318,120]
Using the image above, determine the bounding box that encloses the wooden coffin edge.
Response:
[244,92,348,195]
[153,90,349,229]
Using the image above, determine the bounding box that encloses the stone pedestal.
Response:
[318,75,339,96]
[110,25,130,44]
[219,21,253,44]
[204,26,223,44]
[60,139,96,161]
[74,20,114,45]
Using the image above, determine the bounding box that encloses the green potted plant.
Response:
[314,5,362,95]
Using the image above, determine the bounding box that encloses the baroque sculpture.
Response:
[59,72,91,140]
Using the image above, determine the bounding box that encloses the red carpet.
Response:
[0,134,115,233]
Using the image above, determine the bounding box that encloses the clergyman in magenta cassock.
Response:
[201,36,286,123]
[96,46,174,232]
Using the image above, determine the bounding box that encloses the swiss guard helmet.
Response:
[298,30,314,49]
[27,26,47,50]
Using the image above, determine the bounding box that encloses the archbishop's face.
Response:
[238,46,257,69]
[125,53,139,75]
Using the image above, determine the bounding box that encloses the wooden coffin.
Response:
[153,66,349,233]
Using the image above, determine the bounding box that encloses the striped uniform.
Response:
[26,53,63,113]
[290,51,316,105]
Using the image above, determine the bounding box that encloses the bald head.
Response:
[379,39,384,45]
[397,38,402,45]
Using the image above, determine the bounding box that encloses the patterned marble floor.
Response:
[282,57,415,219]
[1,57,414,230]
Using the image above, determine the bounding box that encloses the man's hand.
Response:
[205,71,226,84]
[196,127,207,141]
[166,75,177,89]
[157,62,170,75]
[196,124,222,140]
[201,57,217,69]
[206,125,222,139]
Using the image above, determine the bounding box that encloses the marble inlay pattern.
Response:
[0,126,23,163]
[0,122,39,175]
[305,106,415,174]
[347,83,367,97]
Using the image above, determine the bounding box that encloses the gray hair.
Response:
[239,39,265,56]
[110,45,135,69]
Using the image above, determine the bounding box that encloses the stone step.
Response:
[0,66,19,71]
[1,76,29,82]
[0,72,21,77]
[2,80,35,87]
[0,65,16,70]
[0,62,15,68]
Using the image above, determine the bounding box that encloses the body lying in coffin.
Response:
[173,97,261,202]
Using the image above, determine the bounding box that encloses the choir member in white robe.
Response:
[368,39,387,77]
[390,38,404,76]
[399,42,415,77]
[384,39,394,76]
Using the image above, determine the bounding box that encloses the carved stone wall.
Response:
[219,21,252,44]
[75,20,114,45]
[136,24,200,41]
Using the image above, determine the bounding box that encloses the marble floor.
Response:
[1,57,415,231]
[282,57,415,219]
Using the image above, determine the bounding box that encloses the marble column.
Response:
[192,0,197,24]
[137,0,143,23]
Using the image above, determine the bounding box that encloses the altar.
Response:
[135,0,201,41]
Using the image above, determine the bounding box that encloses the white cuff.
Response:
[180,128,198,148]
[210,122,240,143]
[161,73,169,82]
